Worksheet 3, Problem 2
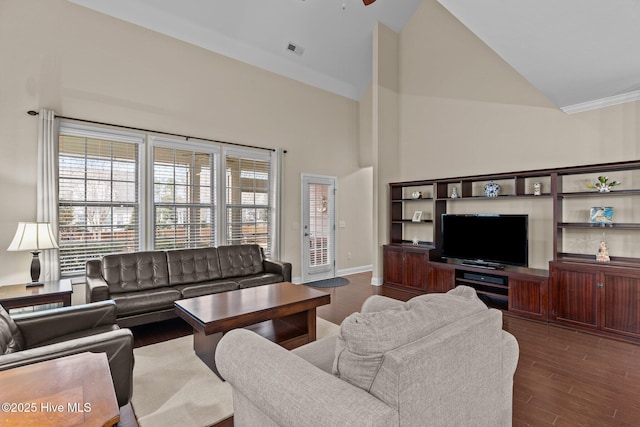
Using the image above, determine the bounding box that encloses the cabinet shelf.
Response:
[438,193,552,201]
[392,219,434,224]
[557,189,640,198]
[392,198,434,202]
[557,222,640,230]
[395,241,435,247]
[556,253,640,267]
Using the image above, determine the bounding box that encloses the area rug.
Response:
[131,317,340,427]
[304,277,350,288]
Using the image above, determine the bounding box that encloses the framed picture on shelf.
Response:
[412,211,423,222]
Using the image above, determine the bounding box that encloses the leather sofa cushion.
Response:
[167,248,223,286]
[218,244,265,278]
[332,286,486,393]
[102,251,170,294]
[176,281,239,299]
[111,288,181,316]
[237,273,283,289]
[0,305,23,354]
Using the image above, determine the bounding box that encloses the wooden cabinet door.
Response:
[403,249,428,291]
[510,277,548,321]
[602,271,640,338]
[426,263,455,293]
[383,246,405,287]
[551,266,599,329]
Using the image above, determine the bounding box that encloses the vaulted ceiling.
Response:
[68,0,640,113]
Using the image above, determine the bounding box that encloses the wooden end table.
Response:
[175,281,330,378]
[0,352,121,426]
[0,279,72,312]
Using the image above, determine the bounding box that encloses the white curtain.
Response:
[270,148,284,260]
[36,109,60,281]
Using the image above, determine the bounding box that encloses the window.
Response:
[153,142,217,250]
[225,151,272,256]
[56,123,278,277]
[58,125,142,276]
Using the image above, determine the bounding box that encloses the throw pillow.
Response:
[332,286,486,392]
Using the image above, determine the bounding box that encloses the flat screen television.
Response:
[441,214,528,268]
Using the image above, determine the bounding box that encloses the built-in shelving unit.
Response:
[385,160,640,341]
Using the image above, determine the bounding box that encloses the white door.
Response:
[301,174,336,283]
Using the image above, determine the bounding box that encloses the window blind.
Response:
[153,145,216,249]
[58,126,141,276]
[225,152,272,256]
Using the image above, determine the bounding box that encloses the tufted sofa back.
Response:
[101,251,170,294]
[218,244,265,278]
[166,247,223,286]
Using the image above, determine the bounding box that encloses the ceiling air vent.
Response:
[287,42,304,56]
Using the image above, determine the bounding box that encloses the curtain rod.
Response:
[27,110,285,153]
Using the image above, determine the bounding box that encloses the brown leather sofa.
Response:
[0,300,134,407]
[86,244,292,327]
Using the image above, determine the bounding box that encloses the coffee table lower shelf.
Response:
[193,311,316,375]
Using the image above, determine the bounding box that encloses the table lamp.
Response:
[7,222,59,287]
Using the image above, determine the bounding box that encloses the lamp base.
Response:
[26,281,45,288]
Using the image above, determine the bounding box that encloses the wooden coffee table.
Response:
[174,282,330,377]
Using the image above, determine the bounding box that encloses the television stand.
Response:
[425,257,549,321]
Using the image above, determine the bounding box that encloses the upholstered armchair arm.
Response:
[14,301,117,348]
[216,329,397,427]
[264,258,292,282]
[0,328,134,407]
[86,259,110,303]
[360,295,406,313]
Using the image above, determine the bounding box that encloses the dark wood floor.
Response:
[130,273,640,426]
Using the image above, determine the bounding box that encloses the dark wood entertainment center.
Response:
[384,159,640,343]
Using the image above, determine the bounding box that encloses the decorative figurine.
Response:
[451,186,458,198]
[596,241,610,263]
[412,236,419,245]
[533,182,541,196]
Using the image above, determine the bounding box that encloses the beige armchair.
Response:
[0,300,134,407]
[216,286,519,427]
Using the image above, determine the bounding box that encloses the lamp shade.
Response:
[7,222,59,252]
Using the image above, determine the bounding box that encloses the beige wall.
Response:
[399,0,639,179]
[0,0,369,284]
[386,0,640,271]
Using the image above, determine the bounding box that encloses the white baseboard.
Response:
[337,264,372,277]
[293,264,374,285]
[371,277,383,286]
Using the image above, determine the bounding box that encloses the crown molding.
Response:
[561,89,640,114]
